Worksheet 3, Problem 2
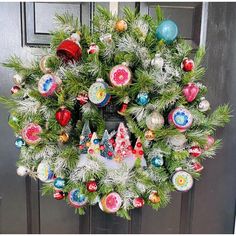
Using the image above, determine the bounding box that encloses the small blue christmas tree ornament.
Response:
[79,121,92,154]
[156,20,178,44]
[100,130,114,159]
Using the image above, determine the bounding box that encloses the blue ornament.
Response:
[156,20,178,44]
[15,137,25,148]
[43,78,53,92]
[54,177,66,190]
[69,189,87,207]
[136,92,149,106]
[151,156,164,167]
[93,139,100,144]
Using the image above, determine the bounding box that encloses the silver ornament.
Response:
[100,33,112,44]
[151,54,164,69]
[168,134,187,150]
[198,97,210,112]
[13,74,25,85]
[146,111,164,131]
[17,166,30,176]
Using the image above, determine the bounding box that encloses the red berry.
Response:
[121,141,125,146]
[128,145,133,150]
[109,138,115,144]
[132,150,137,154]
[79,145,84,150]
[89,133,93,139]
[89,149,94,154]
[100,145,105,150]
[108,151,113,157]
[139,150,144,155]
[137,142,142,147]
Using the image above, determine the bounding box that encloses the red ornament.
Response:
[57,39,82,62]
[86,180,97,192]
[79,145,84,150]
[193,161,204,172]
[132,150,137,154]
[53,190,65,200]
[137,142,142,148]
[108,151,113,157]
[133,197,145,208]
[182,58,194,72]
[87,43,99,54]
[55,106,72,127]
[189,146,202,157]
[11,85,20,94]
[183,83,199,102]
[89,133,93,139]
[77,93,88,105]
[204,135,215,150]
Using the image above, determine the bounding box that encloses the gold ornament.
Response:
[145,130,155,141]
[86,142,91,147]
[59,132,69,143]
[115,20,128,32]
[146,111,164,131]
[149,191,160,204]
[39,55,53,74]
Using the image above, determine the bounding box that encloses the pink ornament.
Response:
[181,58,194,72]
[204,135,215,150]
[77,93,88,105]
[109,65,132,87]
[133,197,145,208]
[192,161,204,172]
[183,83,199,102]
[11,85,20,94]
[189,146,202,158]
[21,123,42,145]
[87,43,99,54]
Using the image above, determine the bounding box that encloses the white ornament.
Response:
[146,111,164,131]
[198,97,210,112]
[13,74,25,85]
[17,166,30,176]
[168,134,187,150]
[100,33,112,44]
[70,32,81,43]
[151,54,164,69]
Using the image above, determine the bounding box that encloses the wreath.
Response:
[0,6,230,219]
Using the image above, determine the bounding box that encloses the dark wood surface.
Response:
[0,2,235,234]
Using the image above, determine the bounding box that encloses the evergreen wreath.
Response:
[0,6,231,219]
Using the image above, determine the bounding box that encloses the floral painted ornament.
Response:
[37,162,54,183]
[68,189,87,208]
[21,123,42,145]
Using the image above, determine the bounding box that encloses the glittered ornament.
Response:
[86,180,98,192]
[109,64,132,87]
[189,146,202,158]
[15,137,25,148]
[76,92,89,105]
[149,191,160,203]
[183,83,199,102]
[54,177,66,190]
[198,97,210,112]
[17,166,30,176]
[156,20,178,44]
[192,161,204,172]
[87,43,99,54]
[171,169,193,192]
[133,197,145,208]
[100,33,112,44]
[100,192,122,213]
[136,92,149,106]
[55,106,72,127]
[53,190,65,200]
[151,155,164,167]
[59,132,69,143]
[21,123,42,145]
[39,55,53,74]
[204,135,215,150]
[118,96,130,116]
[168,134,187,149]
[11,85,20,94]
[151,54,164,69]
[115,20,128,32]
[181,58,195,72]
[133,137,144,159]
[146,111,164,130]
[88,132,100,157]
[13,74,25,85]
[68,189,87,208]
[145,130,155,141]
[38,74,60,97]
[37,162,54,183]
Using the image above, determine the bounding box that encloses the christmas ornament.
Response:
[151,155,164,167]
[133,137,144,159]
[13,74,25,85]
[87,43,99,54]
[145,130,155,141]
[88,132,100,156]
[168,134,187,149]
[114,123,132,162]
[151,54,164,69]
[17,166,30,176]
[39,55,54,74]
[21,123,42,145]
[168,107,193,131]
[149,191,160,204]
[59,132,69,143]
[146,111,164,130]
[115,20,128,32]
[76,92,88,105]
[88,78,111,107]
[100,192,122,213]
[171,169,193,192]
[38,74,60,97]
[199,97,210,112]
[156,20,178,44]
[15,136,25,148]
[56,35,82,62]
[79,122,92,154]
[68,189,87,208]
[118,96,130,116]
[100,33,112,44]
[37,162,54,182]
[109,64,132,87]
[192,161,204,172]
[70,31,81,42]
[189,146,202,158]
[133,197,145,208]
[183,83,199,102]
[136,92,149,106]
[181,58,194,72]
[53,190,65,200]
[11,85,20,94]
[86,180,98,192]
[55,106,72,127]
[204,135,215,150]
[100,130,114,159]
[54,177,66,190]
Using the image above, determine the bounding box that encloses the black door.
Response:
[0,2,235,234]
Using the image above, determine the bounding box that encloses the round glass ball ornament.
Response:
[37,162,54,183]
[54,177,66,190]
[21,123,42,145]
[15,137,25,148]
[53,190,65,200]
[136,92,149,106]
[198,97,210,112]
[151,155,164,167]
[11,85,20,94]
[115,20,128,32]
[168,134,187,150]
[133,197,145,208]
[171,169,193,192]
[156,20,178,44]
[146,111,164,130]
[17,166,30,176]
[68,189,87,208]
[13,74,25,85]
[145,130,155,141]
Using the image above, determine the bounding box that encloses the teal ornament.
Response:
[68,189,87,208]
[15,137,25,148]
[54,177,66,190]
[93,139,100,144]
[151,156,164,167]
[156,20,178,44]
[136,92,149,106]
